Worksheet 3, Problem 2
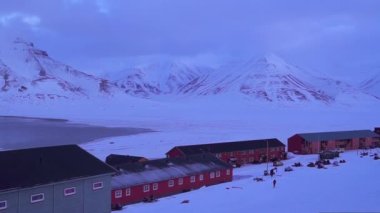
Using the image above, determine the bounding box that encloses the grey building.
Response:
[0,145,116,213]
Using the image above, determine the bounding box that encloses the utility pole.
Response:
[266,139,269,171]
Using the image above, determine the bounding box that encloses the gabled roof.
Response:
[0,145,116,192]
[168,138,285,155]
[106,154,147,167]
[111,154,232,189]
[296,130,379,142]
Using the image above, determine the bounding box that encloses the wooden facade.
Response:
[288,130,380,154]
[110,154,232,207]
[166,139,286,166]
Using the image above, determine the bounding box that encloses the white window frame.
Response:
[168,180,174,187]
[190,176,196,183]
[31,193,44,203]
[0,201,7,210]
[178,178,183,185]
[126,188,131,196]
[153,183,158,191]
[64,187,76,196]
[114,190,122,198]
[216,153,222,158]
[199,174,204,181]
[143,184,150,192]
[210,172,215,179]
[216,171,221,177]
[226,169,230,176]
[93,182,104,190]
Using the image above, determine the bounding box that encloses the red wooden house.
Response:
[166,139,286,166]
[110,154,232,207]
[288,130,380,154]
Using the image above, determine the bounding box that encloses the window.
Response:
[249,157,254,162]
[178,178,183,185]
[168,180,174,187]
[115,190,122,198]
[240,151,246,155]
[199,174,204,181]
[93,182,104,190]
[31,193,44,203]
[210,172,215,179]
[190,176,196,183]
[126,188,131,196]
[226,169,230,176]
[216,171,221,177]
[64,187,76,196]
[153,183,158,191]
[216,153,222,158]
[0,201,7,210]
[143,185,150,192]
[249,150,254,154]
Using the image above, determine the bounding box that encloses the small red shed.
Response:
[166,139,286,166]
[110,154,232,207]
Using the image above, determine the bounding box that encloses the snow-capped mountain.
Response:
[0,39,117,100]
[113,62,214,97]
[195,54,343,103]
[360,72,380,99]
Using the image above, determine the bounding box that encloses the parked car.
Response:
[273,161,284,167]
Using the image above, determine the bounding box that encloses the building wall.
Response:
[166,148,184,158]
[112,168,233,206]
[288,135,304,154]
[84,176,112,213]
[216,147,285,165]
[0,190,19,213]
[0,175,112,213]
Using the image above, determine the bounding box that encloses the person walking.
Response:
[273,179,277,188]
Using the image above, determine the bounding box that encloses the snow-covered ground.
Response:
[1,92,380,213]
[116,150,380,213]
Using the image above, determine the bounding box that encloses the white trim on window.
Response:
[168,180,174,187]
[31,193,44,203]
[64,187,76,196]
[115,190,122,198]
[216,171,221,177]
[0,201,7,210]
[153,183,158,191]
[178,178,183,185]
[199,174,204,181]
[93,182,104,190]
[226,169,231,176]
[210,172,215,179]
[143,184,150,192]
[126,188,131,196]
[190,176,196,183]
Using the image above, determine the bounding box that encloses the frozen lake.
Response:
[0,116,153,150]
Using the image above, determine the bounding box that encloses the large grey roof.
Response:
[297,130,379,142]
[111,154,231,189]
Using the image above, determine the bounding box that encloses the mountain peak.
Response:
[256,53,288,66]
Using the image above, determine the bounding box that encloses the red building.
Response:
[288,130,380,154]
[110,154,232,208]
[166,139,286,166]
[106,154,148,168]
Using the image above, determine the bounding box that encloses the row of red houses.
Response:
[108,128,380,208]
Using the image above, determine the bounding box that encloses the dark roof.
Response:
[296,130,380,142]
[106,154,147,167]
[169,138,285,155]
[0,145,116,192]
[112,154,232,188]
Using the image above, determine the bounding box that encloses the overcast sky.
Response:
[0,0,379,81]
